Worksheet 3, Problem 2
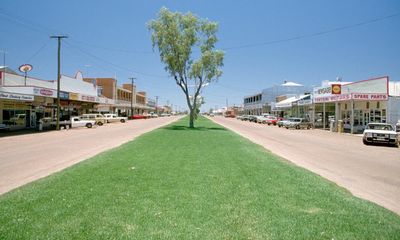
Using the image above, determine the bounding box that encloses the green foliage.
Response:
[0,117,399,239]
[148,7,224,127]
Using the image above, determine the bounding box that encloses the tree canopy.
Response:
[148,7,224,127]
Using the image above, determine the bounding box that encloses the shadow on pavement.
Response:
[0,129,53,138]
[163,125,227,131]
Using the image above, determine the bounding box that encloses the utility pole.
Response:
[226,98,229,110]
[155,96,159,115]
[128,77,136,117]
[50,35,68,130]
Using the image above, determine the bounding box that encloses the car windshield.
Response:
[367,124,393,131]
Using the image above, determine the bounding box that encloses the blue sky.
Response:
[1,0,399,111]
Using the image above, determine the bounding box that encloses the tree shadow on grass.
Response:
[163,125,227,131]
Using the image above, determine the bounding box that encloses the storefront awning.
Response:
[275,94,310,109]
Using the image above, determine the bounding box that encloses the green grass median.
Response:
[0,117,399,239]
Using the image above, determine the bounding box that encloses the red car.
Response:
[129,114,148,120]
[266,116,283,125]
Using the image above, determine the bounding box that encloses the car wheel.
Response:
[278,125,281,128]
[307,125,311,129]
[285,127,289,129]
[97,122,103,126]
[121,119,126,123]
[295,125,300,130]
[86,123,93,128]
[363,139,369,145]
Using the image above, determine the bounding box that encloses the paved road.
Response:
[210,116,400,215]
[0,116,181,195]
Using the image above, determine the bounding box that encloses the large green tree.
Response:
[148,7,224,128]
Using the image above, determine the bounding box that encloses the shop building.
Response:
[243,93,264,115]
[84,77,152,116]
[0,71,99,130]
[274,94,312,118]
[312,76,400,133]
[243,81,311,115]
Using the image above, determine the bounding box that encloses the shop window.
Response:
[344,104,347,110]
[366,102,369,109]
[377,101,380,109]
[2,110,26,126]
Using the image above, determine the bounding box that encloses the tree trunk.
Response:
[189,108,195,128]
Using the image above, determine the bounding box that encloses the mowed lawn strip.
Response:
[0,117,399,239]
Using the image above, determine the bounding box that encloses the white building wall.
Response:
[387,96,400,125]
[2,72,98,97]
[389,82,400,96]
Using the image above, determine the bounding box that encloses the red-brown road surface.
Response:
[210,116,400,215]
[0,116,181,195]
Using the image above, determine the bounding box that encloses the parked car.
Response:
[241,115,250,121]
[103,114,127,123]
[10,114,26,125]
[256,116,268,124]
[148,112,158,118]
[80,114,107,126]
[285,118,312,129]
[160,113,171,117]
[50,117,95,129]
[363,123,399,147]
[265,116,280,125]
[209,113,215,117]
[277,118,289,128]
[130,114,148,120]
[248,115,258,123]
[0,123,10,131]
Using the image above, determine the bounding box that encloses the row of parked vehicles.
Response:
[236,114,400,147]
[38,112,173,130]
[39,113,128,129]
[237,115,313,129]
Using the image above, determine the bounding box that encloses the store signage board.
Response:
[18,64,33,73]
[81,94,96,102]
[352,93,388,100]
[69,93,79,101]
[342,77,388,94]
[314,93,388,103]
[331,84,341,94]
[313,85,333,98]
[0,91,34,101]
[314,93,352,103]
[60,91,69,100]
[297,99,312,106]
[33,87,56,97]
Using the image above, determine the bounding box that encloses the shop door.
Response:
[363,111,370,125]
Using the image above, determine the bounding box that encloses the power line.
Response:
[68,39,155,55]
[0,9,59,36]
[0,9,155,55]
[25,41,50,62]
[222,12,400,51]
[64,40,169,79]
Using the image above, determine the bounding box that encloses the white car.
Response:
[363,123,399,147]
[80,114,107,126]
[50,117,95,129]
[103,114,127,123]
[256,116,268,124]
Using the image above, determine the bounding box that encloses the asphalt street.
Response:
[0,116,181,195]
